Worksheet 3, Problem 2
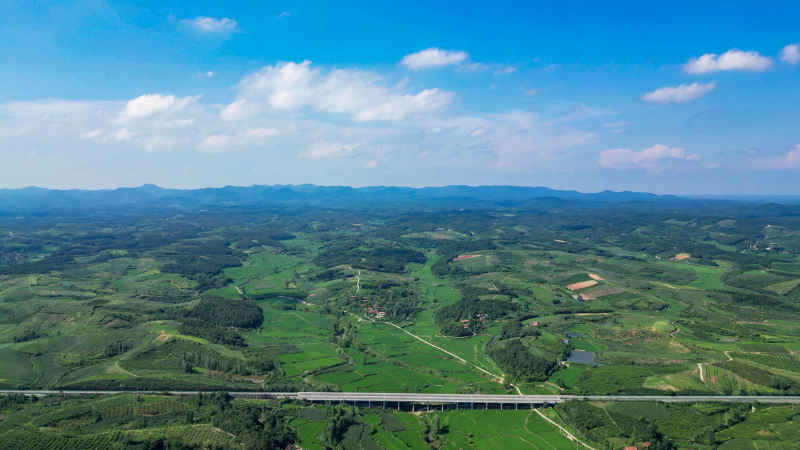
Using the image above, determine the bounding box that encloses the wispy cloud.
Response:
[602,121,629,129]
[302,142,358,160]
[599,144,702,171]
[684,49,772,74]
[493,65,517,76]
[752,144,800,170]
[642,82,716,104]
[118,94,197,121]
[180,17,239,35]
[400,48,469,70]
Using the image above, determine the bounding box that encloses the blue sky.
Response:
[1,1,799,194]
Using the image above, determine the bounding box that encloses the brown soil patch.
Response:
[155,331,174,343]
[580,286,624,300]
[674,253,691,261]
[588,273,604,281]
[668,341,691,354]
[566,280,598,291]
[104,319,130,329]
[453,254,482,262]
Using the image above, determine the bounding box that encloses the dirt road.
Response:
[385,322,502,381]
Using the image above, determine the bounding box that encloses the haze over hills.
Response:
[0,184,694,215]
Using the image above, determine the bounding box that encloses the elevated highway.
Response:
[2,390,800,407]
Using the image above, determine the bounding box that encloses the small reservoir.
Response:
[566,350,596,364]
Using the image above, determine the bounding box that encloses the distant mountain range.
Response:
[0,184,794,216]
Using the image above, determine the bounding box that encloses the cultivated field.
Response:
[3,197,800,447]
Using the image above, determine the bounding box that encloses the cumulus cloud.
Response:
[353,89,452,122]
[642,82,716,104]
[225,61,453,122]
[599,144,701,171]
[0,60,599,184]
[684,49,772,74]
[119,94,196,121]
[780,44,800,65]
[365,160,379,168]
[400,48,468,70]
[180,17,238,35]
[220,99,251,121]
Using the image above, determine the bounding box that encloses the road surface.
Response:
[2,390,800,405]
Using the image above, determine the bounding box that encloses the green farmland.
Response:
[3,187,800,447]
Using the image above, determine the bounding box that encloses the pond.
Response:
[566,349,596,364]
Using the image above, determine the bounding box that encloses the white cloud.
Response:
[142,136,178,152]
[0,62,599,184]
[754,145,800,170]
[353,89,452,122]
[425,111,596,171]
[684,49,772,74]
[198,134,231,152]
[279,11,290,18]
[245,128,280,138]
[602,121,629,129]
[180,17,238,35]
[641,82,716,104]
[302,142,358,160]
[237,61,316,110]
[462,62,489,71]
[80,129,103,140]
[227,61,453,122]
[493,65,517,76]
[119,94,195,121]
[524,89,538,96]
[112,128,134,141]
[777,145,800,168]
[400,48,468,70]
[780,44,800,65]
[220,99,251,121]
[599,144,701,171]
[365,160,378,168]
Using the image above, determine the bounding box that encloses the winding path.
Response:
[533,409,596,450]
[384,322,503,381]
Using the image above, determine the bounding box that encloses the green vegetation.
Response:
[3,188,800,446]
